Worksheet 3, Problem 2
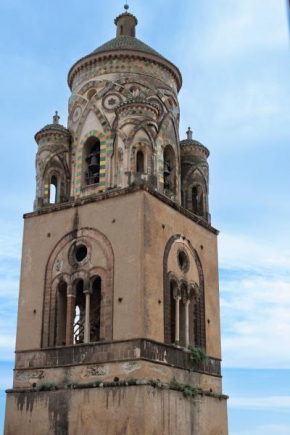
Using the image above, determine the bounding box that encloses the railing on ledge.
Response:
[15,338,221,377]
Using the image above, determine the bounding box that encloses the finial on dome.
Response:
[53,111,60,125]
[186,127,193,140]
[124,1,129,11]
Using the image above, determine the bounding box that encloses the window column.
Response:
[173,286,181,345]
[66,285,76,346]
[84,290,91,343]
[184,298,190,348]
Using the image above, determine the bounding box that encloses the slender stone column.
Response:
[66,291,76,346]
[175,295,181,345]
[185,300,190,348]
[84,291,91,343]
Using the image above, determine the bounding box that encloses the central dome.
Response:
[68,9,182,91]
[91,35,165,60]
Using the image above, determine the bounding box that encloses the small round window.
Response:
[178,250,189,273]
[75,245,88,263]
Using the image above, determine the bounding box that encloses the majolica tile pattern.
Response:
[71,58,178,93]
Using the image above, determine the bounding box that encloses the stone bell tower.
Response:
[4,6,228,435]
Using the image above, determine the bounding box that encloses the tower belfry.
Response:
[5,7,228,435]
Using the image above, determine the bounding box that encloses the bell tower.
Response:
[4,6,228,435]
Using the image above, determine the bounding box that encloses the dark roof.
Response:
[114,12,138,25]
[180,139,204,147]
[91,35,165,60]
[180,139,210,157]
[35,123,70,138]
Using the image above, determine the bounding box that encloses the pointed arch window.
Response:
[192,185,204,216]
[136,150,144,173]
[49,175,58,204]
[56,281,67,346]
[163,145,176,195]
[90,276,102,342]
[83,137,101,186]
[74,280,85,344]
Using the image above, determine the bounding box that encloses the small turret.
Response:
[34,112,71,210]
[180,128,211,223]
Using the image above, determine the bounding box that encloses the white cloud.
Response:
[232,424,290,435]
[221,276,290,368]
[229,396,290,410]
[219,233,290,369]
[219,233,290,276]
[197,0,288,62]
[0,336,16,362]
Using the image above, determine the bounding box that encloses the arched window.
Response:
[74,280,85,344]
[192,185,204,216]
[83,137,101,186]
[56,281,67,346]
[90,277,102,342]
[49,175,58,204]
[179,284,188,347]
[170,281,178,344]
[163,145,175,194]
[136,151,144,173]
[120,25,124,35]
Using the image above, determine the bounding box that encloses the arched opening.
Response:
[163,145,175,195]
[179,284,187,348]
[83,137,101,186]
[192,185,204,216]
[56,281,67,346]
[120,25,124,35]
[49,175,58,204]
[90,276,102,342]
[74,280,85,344]
[136,150,144,173]
[170,281,178,344]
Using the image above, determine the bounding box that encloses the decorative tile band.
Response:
[72,58,177,93]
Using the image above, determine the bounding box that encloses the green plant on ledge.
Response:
[39,382,59,391]
[170,377,202,398]
[188,344,208,363]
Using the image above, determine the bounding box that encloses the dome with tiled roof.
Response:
[91,35,166,60]
[68,6,182,91]
[181,128,210,159]
[35,112,70,142]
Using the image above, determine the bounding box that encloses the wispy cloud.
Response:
[229,396,290,411]
[219,233,290,277]
[232,424,290,435]
[220,233,290,369]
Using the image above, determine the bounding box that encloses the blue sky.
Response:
[0,0,290,433]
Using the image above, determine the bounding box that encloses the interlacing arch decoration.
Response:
[127,120,157,149]
[42,228,114,348]
[163,235,206,349]
[68,94,87,115]
[182,165,208,191]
